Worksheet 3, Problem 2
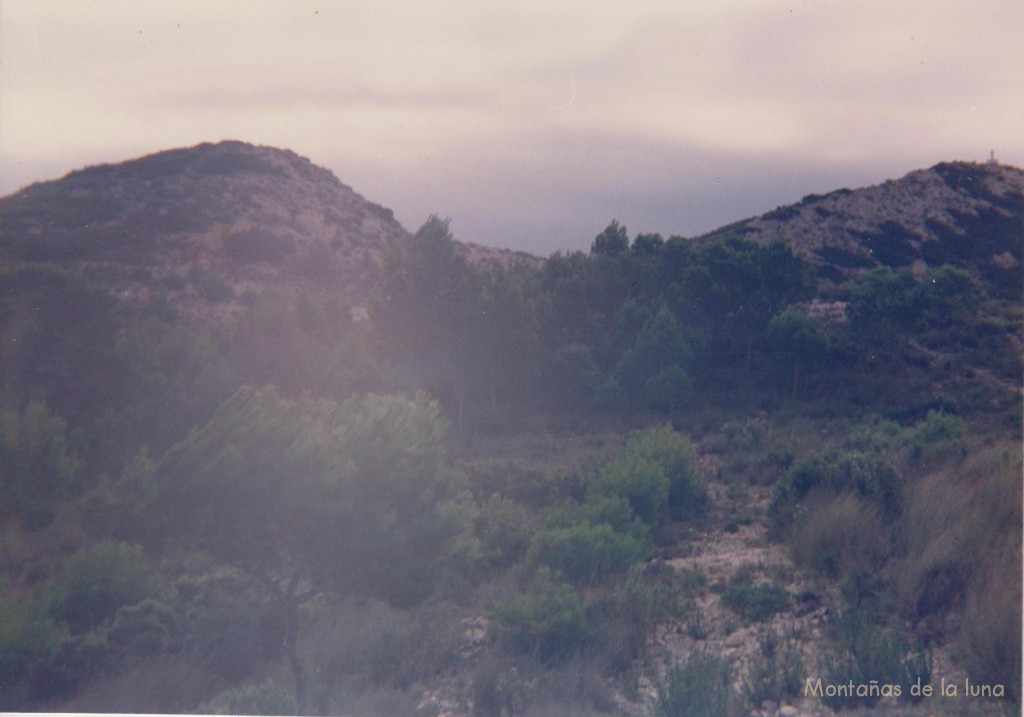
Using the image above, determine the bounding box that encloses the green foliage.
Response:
[820,608,931,711]
[80,448,157,542]
[591,453,669,529]
[721,579,789,622]
[652,651,735,717]
[592,425,704,529]
[472,655,528,717]
[742,626,805,707]
[0,399,83,530]
[199,679,297,715]
[115,317,237,456]
[616,305,692,400]
[227,289,377,400]
[528,522,651,585]
[152,387,458,606]
[475,494,536,572]
[591,220,630,257]
[610,565,687,659]
[847,267,920,332]
[46,541,162,635]
[36,630,116,699]
[0,264,125,424]
[767,309,830,394]
[492,568,591,664]
[108,599,179,656]
[189,270,233,302]
[643,364,693,413]
[899,409,965,460]
[176,565,284,680]
[0,583,59,708]
[770,450,903,538]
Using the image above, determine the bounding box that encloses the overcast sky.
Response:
[2,1,1022,254]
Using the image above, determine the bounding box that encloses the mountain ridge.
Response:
[1,142,1021,319]
[697,159,1023,295]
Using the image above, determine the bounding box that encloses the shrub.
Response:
[653,651,735,717]
[471,655,528,717]
[528,522,651,585]
[790,494,889,600]
[0,585,59,708]
[178,568,285,681]
[475,494,535,572]
[35,631,116,699]
[46,541,162,634]
[591,425,704,529]
[0,399,83,530]
[622,425,704,522]
[721,579,789,623]
[492,568,591,664]
[108,599,179,656]
[591,453,668,528]
[743,626,805,707]
[900,410,965,461]
[770,450,903,540]
[199,679,296,715]
[819,608,930,711]
[190,271,234,302]
[961,563,1022,706]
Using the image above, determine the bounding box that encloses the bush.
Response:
[528,522,651,585]
[769,450,903,540]
[961,563,1022,706]
[34,631,116,699]
[591,453,668,528]
[790,494,889,600]
[819,608,931,711]
[199,679,296,715]
[178,567,285,681]
[743,626,805,707]
[0,585,59,708]
[0,399,83,530]
[471,655,528,717]
[46,541,162,634]
[900,410,965,461]
[591,425,704,529]
[475,494,535,572]
[653,651,735,717]
[108,599,179,656]
[721,579,789,623]
[492,568,591,664]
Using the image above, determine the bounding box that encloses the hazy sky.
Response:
[2,0,1022,254]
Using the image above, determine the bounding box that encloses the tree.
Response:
[617,305,692,401]
[371,216,484,427]
[767,310,830,396]
[149,387,458,711]
[591,220,630,257]
[0,399,83,532]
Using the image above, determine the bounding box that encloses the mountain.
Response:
[0,141,417,318]
[699,160,1024,296]
[2,145,1021,319]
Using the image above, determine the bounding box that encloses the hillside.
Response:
[0,148,1021,717]
[0,141,533,320]
[700,161,1023,297]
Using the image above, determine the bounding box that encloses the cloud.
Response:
[2,0,1021,252]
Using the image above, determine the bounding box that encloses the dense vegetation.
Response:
[1,215,1020,715]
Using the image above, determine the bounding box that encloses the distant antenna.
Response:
[988,150,998,165]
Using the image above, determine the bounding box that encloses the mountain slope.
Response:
[0,141,411,318]
[699,161,1024,296]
